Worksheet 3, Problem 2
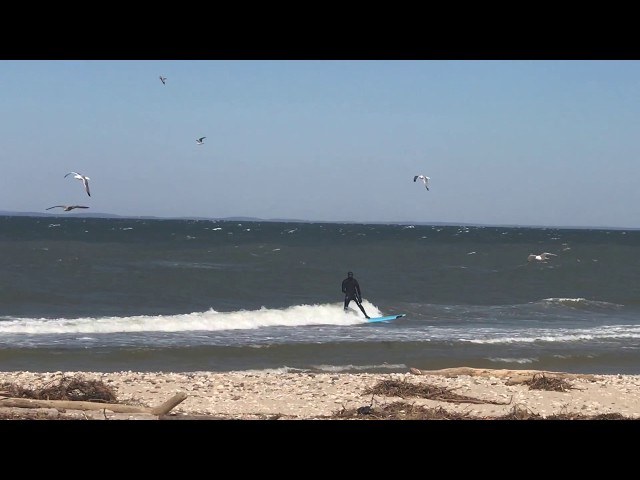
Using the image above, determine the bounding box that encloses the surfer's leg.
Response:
[344,296,350,311]
[356,299,369,318]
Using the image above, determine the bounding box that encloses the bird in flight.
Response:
[46,205,89,212]
[413,175,430,190]
[64,172,91,197]
[196,137,206,145]
[528,252,557,263]
[159,75,167,85]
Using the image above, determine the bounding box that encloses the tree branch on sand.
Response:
[0,392,187,416]
[0,375,187,418]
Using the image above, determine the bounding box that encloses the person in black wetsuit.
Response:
[342,271,370,318]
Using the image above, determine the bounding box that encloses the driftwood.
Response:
[0,392,187,416]
[409,367,601,384]
[364,379,511,405]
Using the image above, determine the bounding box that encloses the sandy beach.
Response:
[2,368,640,420]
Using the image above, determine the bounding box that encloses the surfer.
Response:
[342,271,370,319]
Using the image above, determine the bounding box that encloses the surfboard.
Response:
[366,314,405,323]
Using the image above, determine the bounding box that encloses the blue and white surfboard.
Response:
[366,314,406,323]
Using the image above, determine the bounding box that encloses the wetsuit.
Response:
[342,275,369,318]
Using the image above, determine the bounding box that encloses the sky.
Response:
[2,60,640,228]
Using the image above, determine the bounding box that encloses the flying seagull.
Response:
[64,172,91,197]
[159,75,167,85]
[413,175,430,190]
[196,137,206,145]
[46,205,89,212]
[528,252,558,263]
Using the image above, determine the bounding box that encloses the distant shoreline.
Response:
[1,211,636,231]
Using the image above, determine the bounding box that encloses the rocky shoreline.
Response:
[2,369,640,420]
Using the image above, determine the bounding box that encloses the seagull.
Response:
[528,252,558,263]
[196,137,206,145]
[64,172,91,197]
[159,75,167,85]
[413,175,430,190]
[46,205,89,212]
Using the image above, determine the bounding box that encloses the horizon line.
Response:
[0,210,638,231]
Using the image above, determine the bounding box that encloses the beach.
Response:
[2,368,640,420]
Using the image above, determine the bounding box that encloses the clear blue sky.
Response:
[2,60,639,228]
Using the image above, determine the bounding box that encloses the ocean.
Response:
[1,214,640,375]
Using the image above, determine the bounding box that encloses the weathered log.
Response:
[0,392,188,415]
[0,407,61,419]
[409,367,601,382]
[150,392,189,415]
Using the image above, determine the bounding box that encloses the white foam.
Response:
[0,301,382,335]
